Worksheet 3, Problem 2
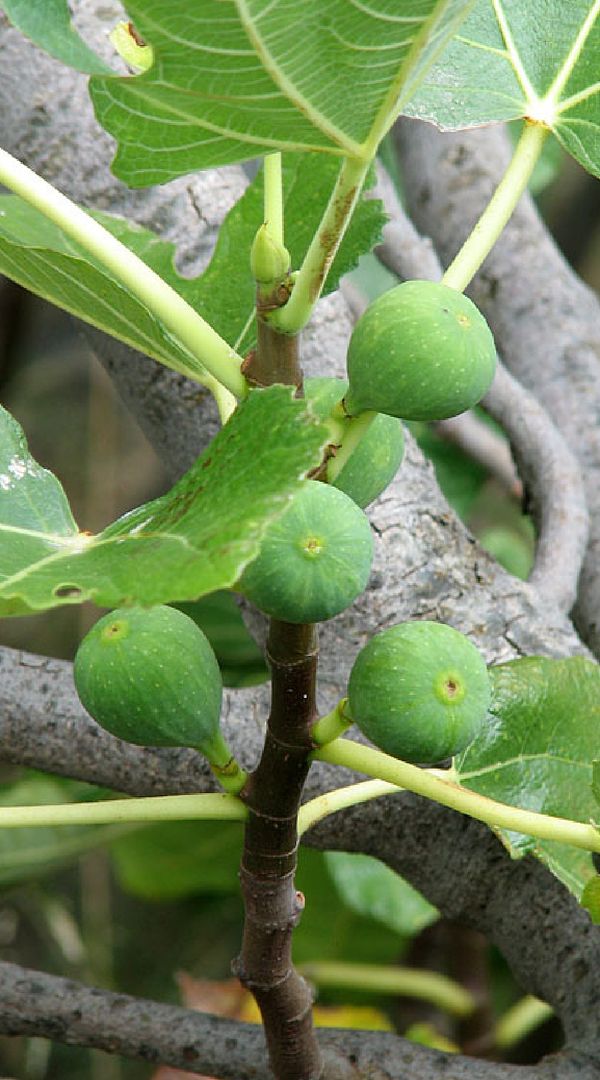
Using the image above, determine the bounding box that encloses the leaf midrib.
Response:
[460,753,592,783]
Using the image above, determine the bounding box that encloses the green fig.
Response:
[74,605,229,766]
[237,480,373,623]
[347,621,490,763]
[345,280,496,422]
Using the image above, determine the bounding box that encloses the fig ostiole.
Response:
[304,376,404,508]
[346,620,491,764]
[74,605,245,792]
[237,479,373,624]
[344,280,497,422]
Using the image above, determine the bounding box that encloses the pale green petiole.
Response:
[263,152,284,246]
[0,147,248,400]
[494,995,554,1051]
[271,155,371,336]
[298,779,398,837]
[309,698,353,747]
[312,737,600,855]
[0,792,248,829]
[326,410,377,482]
[442,120,549,294]
[298,960,476,1018]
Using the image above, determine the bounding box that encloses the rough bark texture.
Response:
[0,960,596,1080]
[0,7,598,1079]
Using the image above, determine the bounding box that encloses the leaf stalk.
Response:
[442,120,549,293]
[312,738,600,855]
[271,155,370,335]
[0,792,247,829]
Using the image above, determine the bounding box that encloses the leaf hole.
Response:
[53,584,82,598]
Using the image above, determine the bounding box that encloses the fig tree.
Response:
[304,376,405,507]
[347,620,491,763]
[237,479,373,623]
[344,280,496,422]
[74,605,230,766]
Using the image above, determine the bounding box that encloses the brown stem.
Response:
[236,314,322,1077]
[235,620,322,1080]
[243,305,303,390]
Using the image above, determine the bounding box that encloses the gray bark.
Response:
[0,959,596,1080]
[0,8,597,1079]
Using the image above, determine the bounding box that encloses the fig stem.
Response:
[310,698,352,746]
[298,960,476,1018]
[0,146,247,403]
[0,793,248,828]
[312,738,600,855]
[209,759,248,796]
[202,731,248,794]
[271,154,370,336]
[326,410,377,479]
[442,120,549,294]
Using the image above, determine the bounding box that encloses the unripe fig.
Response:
[304,376,405,507]
[237,480,373,623]
[347,621,491,764]
[345,280,496,422]
[74,605,229,766]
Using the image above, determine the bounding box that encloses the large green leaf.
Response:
[0,157,383,376]
[0,386,327,615]
[325,852,438,938]
[456,657,600,898]
[406,0,600,176]
[0,0,112,74]
[89,0,475,185]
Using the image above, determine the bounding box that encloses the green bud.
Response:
[250,224,290,285]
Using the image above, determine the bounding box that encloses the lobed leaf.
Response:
[0,0,112,74]
[0,386,328,616]
[456,656,600,898]
[88,0,476,185]
[406,0,600,176]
